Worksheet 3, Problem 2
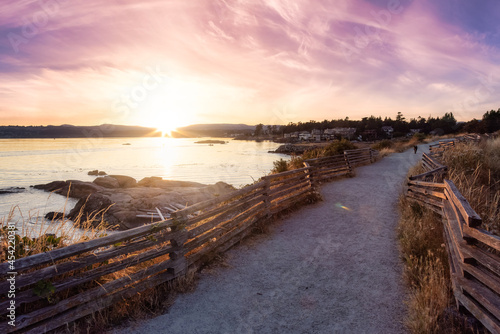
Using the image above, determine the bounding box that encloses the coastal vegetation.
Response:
[271,139,358,173]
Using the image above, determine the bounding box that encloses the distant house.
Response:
[311,129,322,142]
[299,131,311,141]
[329,127,356,140]
[382,126,394,137]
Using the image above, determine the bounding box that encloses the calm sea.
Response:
[0,137,287,235]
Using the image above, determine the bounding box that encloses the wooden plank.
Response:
[463,225,500,252]
[185,203,265,252]
[0,236,155,294]
[444,180,482,227]
[0,218,175,275]
[0,237,181,315]
[173,180,266,217]
[2,256,179,333]
[20,261,184,334]
[187,210,265,267]
[314,168,350,179]
[443,201,473,264]
[457,275,500,326]
[409,167,447,181]
[408,186,446,199]
[272,187,311,206]
[467,246,500,278]
[269,173,308,187]
[304,154,345,163]
[187,195,265,239]
[444,188,467,237]
[443,218,460,277]
[266,167,310,179]
[454,289,500,334]
[315,171,350,182]
[407,180,446,188]
[344,148,371,153]
[422,153,446,169]
[269,180,310,201]
[185,188,265,227]
[462,260,500,297]
[407,191,443,210]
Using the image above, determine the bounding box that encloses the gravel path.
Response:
[117,146,428,334]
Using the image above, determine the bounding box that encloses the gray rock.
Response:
[94,176,120,188]
[108,175,137,188]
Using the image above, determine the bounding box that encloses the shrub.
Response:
[413,132,426,142]
[322,139,357,156]
[271,158,289,174]
[372,139,393,151]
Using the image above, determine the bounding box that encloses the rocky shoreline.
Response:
[34,175,236,230]
[270,143,325,154]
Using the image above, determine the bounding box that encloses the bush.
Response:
[413,132,426,142]
[372,139,393,151]
[271,158,289,174]
[282,139,358,171]
[322,139,357,156]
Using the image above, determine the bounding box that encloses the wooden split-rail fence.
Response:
[407,135,500,333]
[0,148,377,333]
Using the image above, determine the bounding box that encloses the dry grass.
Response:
[371,134,432,156]
[0,203,109,262]
[441,139,500,234]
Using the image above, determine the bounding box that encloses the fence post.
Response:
[344,151,352,174]
[303,161,315,189]
[262,176,272,218]
[168,211,189,276]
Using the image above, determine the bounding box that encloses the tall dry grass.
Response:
[0,204,109,262]
[441,138,500,234]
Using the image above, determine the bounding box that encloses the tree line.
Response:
[273,109,500,138]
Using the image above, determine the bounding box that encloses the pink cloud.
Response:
[0,0,499,126]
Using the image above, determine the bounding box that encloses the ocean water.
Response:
[0,137,287,235]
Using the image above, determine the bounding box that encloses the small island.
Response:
[194,140,226,144]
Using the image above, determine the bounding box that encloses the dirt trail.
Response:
[117,145,429,334]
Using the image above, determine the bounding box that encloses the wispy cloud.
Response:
[1,0,499,126]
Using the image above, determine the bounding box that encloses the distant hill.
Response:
[176,123,255,137]
[0,123,256,138]
[0,124,160,138]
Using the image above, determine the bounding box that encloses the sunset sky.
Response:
[1,0,500,130]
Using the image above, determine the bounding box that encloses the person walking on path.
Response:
[414,145,418,154]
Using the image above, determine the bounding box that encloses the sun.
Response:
[130,75,201,135]
[153,111,188,137]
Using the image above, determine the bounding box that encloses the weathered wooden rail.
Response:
[407,137,500,333]
[0,148,377,333]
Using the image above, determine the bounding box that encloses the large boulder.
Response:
[37,176,237,230]
[33,181,67,192]
[137,177,205,188]
[93,176,120,188]
[67,193,114,225]
[108,175,137,188]
[34,180,102,198]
